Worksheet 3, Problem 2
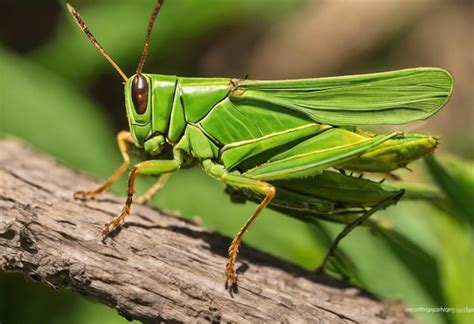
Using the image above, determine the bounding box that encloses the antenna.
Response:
[136,0,165,75]
[67,3,128,81]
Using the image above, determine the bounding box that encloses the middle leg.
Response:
[102,160,180,237]
[135,173,173,205]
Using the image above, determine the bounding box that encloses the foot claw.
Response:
[101,222,113,238]
[101,217,122,238]
[225,267,237,286]
[101,206,129,239]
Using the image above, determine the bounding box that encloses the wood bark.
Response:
[0,139,414,323]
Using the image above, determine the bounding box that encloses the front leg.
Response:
[74,131,134,199]
[102,159,180,237]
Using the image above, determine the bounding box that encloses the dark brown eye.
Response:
[132,74,148,114]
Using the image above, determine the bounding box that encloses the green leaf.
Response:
[425,156,474,229]
[424,156,474,324]
[434,213,474,324]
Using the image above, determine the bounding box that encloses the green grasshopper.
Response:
[67,0,453,284]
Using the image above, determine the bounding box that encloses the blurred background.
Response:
[0,0,472,323]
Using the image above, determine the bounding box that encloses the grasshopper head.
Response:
[125,73,153,144]
[67,1,165,146]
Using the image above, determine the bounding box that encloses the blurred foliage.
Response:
[0,0,473,323]
[425,156,474,228]
[425,156,474,324]
[0,272,134,324]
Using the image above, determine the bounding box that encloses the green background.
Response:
[0,0,472,323]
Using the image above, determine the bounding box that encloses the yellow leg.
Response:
[102,159,180,237]
[202,159,276,284]
[226,182,275,284]
[74,131,134,199]
[135,173,172,205]
[101,167,139,237]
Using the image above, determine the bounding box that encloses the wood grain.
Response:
[0,139,414,323]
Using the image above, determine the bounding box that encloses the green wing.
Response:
[232,68,453,125]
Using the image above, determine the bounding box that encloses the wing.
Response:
[231,68,453,125]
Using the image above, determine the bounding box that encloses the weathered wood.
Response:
[0,139,414,323]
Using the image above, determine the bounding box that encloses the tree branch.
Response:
[0,139,414,323]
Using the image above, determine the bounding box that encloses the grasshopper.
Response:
[67,0,453,284]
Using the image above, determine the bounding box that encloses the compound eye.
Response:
[132,74,148,114]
